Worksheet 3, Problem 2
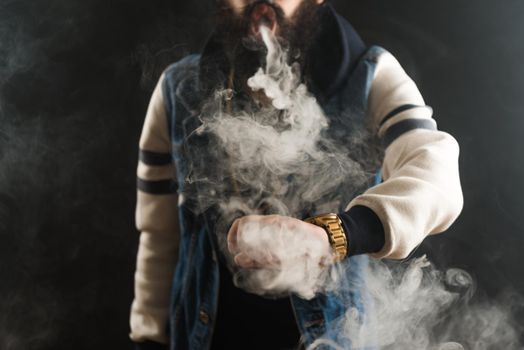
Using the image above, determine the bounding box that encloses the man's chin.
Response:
[247,26,279,45]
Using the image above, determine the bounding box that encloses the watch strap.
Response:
[305,213,348,262]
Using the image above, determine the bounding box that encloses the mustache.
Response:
[215,0,288,56]
[217,0,286,24]
[244,0,281,16]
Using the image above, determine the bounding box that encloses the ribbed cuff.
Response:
[338,205,385,257]
[134,340,168,350]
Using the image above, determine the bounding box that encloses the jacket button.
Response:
[199,310,210,324]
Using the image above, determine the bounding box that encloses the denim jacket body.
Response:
[162,5,385,349]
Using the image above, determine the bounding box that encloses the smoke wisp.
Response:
[309,257,523,350]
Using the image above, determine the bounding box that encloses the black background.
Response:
[0,0,523,349]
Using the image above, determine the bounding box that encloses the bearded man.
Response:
[129,1,464,349]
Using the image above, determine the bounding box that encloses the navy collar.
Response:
[198,4,366,102]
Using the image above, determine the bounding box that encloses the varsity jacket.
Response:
[129,4,463,349]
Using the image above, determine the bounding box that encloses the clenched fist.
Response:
[225,215,333,298]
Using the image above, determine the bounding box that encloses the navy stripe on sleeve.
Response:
[382,119,437,148]
[379,104,424,127]
[137,177,177,195]
[139,150,172,166]
[338,206,385,257]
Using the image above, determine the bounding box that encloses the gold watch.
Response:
[305,213,348,262]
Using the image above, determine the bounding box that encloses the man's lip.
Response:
[249,3,278,37]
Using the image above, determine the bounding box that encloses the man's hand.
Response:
[226,215,331,269]
[225,214,333,298]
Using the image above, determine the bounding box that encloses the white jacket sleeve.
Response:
[346,50,464,259]
[129,73,180,344]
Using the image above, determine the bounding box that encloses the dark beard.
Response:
[214,0,322,97]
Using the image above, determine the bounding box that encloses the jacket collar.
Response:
[198,3,366,102]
